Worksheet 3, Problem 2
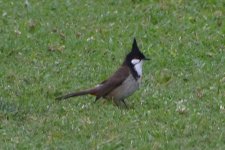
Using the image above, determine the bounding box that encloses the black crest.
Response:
[123,38,149,79]
[124,38,148,64]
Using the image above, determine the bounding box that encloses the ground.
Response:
[0,0,225,149]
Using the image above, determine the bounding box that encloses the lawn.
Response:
[0,0,225,149]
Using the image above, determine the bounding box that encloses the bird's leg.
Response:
[121,99,128,109]
[93,96,100,103]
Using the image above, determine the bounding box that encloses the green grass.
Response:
[0,0,225,149]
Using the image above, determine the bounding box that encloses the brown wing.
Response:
[94,66,130,99]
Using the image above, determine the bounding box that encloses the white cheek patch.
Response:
[131,59,143,77]
[131,59,140,65]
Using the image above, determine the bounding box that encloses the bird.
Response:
[56,38,149,108]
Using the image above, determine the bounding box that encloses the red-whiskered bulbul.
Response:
[56,38,149,107]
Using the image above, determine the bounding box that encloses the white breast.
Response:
[105,74,140,101]
[134,61,143,76]
[131,59,143,77]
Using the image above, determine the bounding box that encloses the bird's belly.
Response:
[106,75,140,100]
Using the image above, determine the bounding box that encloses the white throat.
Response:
[131,59,143,77]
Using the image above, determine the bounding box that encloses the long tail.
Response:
[55,88,96,101]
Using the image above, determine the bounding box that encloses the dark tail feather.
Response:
[55,89,95,101]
